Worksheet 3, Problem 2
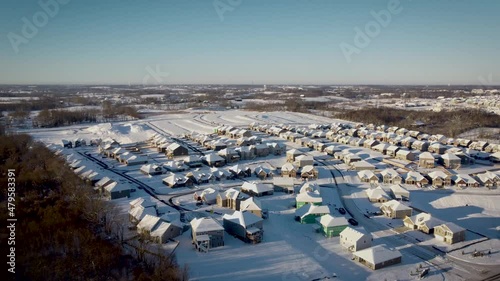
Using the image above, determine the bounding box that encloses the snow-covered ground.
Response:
[24,109,500,281]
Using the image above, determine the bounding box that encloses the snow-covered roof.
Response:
[340,227,371,241]
[129,206,157,221]
[223,211,263,228]
[441,153,460,161]
[296,190,322,203]
[281,162,297,172]
[295,204,330,218]
[104,182,130,193]
[381,200,412,211]
[427,170,450,179]
[351,161,375,169]
[190,217,224,233]
[150,221,182,238]
[437,222,465,233]
[353,245,401,265]
[405,171,426,182]
[366,186,390,201]
[380,168,400,178]
[241,182,273,194]
[240,197,262,212]
[130,197,156,209]
[137,214,161,231]
[357,170,377,180]
[317,214,349,227]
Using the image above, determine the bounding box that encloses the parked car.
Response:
[348,218,358,226]
[338,208,346,215]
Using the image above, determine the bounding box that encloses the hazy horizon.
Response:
[1,0,500,85]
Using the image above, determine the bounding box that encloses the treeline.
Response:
[34,108,100,127]
[32,106,140,128]
[0,96,62,112]
[0,134,187,281]
[335,107,500,137]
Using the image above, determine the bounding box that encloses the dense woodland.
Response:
[0,134,186,281]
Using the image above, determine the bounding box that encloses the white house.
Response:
[340,227,373,252]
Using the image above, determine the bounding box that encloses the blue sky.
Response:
[1,0,499,85]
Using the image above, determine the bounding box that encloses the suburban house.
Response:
[440,153,461,169]
[241,182,274,197]
[103,182,131,199]
[203,153,226,167]
[216,188,248,210]
[434,223,466,244]
[162,174,194,188]
[301,165,319,179]
[418,152,435,168]
[217,148,240,163]
[183,155,203,168]
[193,187,218,205]
[386,145,400,157]
[236,146,255,160]
[340,227,373,252]
[373,143,391,155]
[380,168,403,184]
[210,167,233,181]
[250,143,269,157]
[389,184,410,201]
[403,213,443,234]
[490,152,500,163]
[296,190,323,208]
[364,139,380,149]
[129,205,157,225]
[140,164,163,176]
[380,200,412,219]
[395,149,416,161]
[428,142,448,154]
[190,217,225,252]
[366,186,391,203]
[294,155,314,168]
[344,153,362,165]
[316,214,349,238]
[137,214,162,237]
[163,160,187,172]
[404,171,429,186]
[286,149,302,162]
[166,143,189,158]
[272,177,296,194]
[266,142,286,155]
[295,204,330,224]
[452,174,479,188]
[229,164,252,178]
[353,245,402,270]
[476,171,499,188]
[150,220,183,243]
[401,137,416,148]
[324,145,341,156]
[240,197,266,218]
[124,155,148,166]
[254,166,273,180]
[412,140,430,152]
[223,211,264,244]
[357,170,379,184]
[351,160,376,171]
[281,163,298,178]
[427,171,452,187]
